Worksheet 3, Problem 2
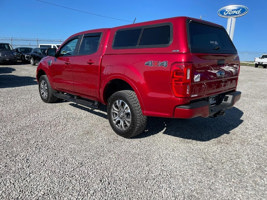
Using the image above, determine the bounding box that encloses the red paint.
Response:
[37,16,241,119]
[174,105,210,118]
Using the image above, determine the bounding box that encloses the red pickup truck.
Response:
[37,16,241,138]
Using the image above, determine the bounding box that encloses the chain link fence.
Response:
[0,37,64,48]
[1,37,265,61]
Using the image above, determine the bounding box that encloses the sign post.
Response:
[218,5,248,41]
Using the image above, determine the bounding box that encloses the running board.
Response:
[54,92,99,108]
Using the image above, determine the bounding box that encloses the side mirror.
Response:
[46,48,56,56]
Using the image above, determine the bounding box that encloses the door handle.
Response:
[87,60,94,65]
[65,61,70,65]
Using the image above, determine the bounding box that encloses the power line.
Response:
[36,0,132,23]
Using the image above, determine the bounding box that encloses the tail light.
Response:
[171,62,192,97]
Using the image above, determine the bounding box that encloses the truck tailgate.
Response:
[190,54,239,99]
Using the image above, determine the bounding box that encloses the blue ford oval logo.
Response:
[218,5,248,18]
[216,70,225,78]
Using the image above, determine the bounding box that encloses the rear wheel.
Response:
[263,65,267,68]
[21,56,26,64]
[38,75,58,103]
[255,64,258,68]
[107,90,147,138]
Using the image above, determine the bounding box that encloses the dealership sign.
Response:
[218,5,248,18]
[218,5,249,18]
[218,5,248,41]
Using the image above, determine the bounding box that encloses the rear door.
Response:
[70,32,102,99]
[188,20,240,99]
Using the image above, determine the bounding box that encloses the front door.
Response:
[50,37,79,93]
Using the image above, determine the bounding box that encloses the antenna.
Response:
[133,17,136,24]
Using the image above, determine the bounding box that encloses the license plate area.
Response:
[209,96,217,106]
[209,94,225,106]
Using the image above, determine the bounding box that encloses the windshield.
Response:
[188,21,237,54]
[40,45,51,49]
[40,48,47,54]
[33,48,46,55]
[0,43,12,51]
[20,48,32,53]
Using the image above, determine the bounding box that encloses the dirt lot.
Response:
[0,64,266,199]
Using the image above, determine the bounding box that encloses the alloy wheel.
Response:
[111,99,132,131]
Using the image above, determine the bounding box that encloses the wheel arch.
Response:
[36,68,53,89]
[36,69,46,82]
[102,78,145,113]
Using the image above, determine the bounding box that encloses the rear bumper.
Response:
[255,62,267,65]
[174,91,241,118]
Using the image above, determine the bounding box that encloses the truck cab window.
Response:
[59,38,78,56]
[79,34,101,55]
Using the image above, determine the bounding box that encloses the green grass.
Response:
[240,62,255,67]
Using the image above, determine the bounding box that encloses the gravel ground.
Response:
[0,64,266,199]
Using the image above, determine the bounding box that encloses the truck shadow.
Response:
[69,103,108,119]
[138,107,243,141]
[69,102,243,141]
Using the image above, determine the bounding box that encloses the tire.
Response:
[263,65,267,69]
[38,75,58,103]
[30,57,36,66]
[255,64,258,68]
[107,90,147,138]
[21,56,26,64]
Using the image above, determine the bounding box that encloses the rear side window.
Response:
[79,33,101,55]
[113,24,171,49]
[113,29,141,48]
[139,25,170,46]
[188,21,237,54]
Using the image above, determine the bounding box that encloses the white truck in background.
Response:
[39,44,61,49]
[254,54,267,68]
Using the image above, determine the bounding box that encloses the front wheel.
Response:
[38,75,58,103]
[107,90,147,138]
[255,64,258,68]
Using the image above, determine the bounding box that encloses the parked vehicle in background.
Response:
[254,54,267,68]
[36,16,241,138]
[28,48,48,65]
[0,43,17,64]
[39,44,61,49]
[13,47,32,63]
